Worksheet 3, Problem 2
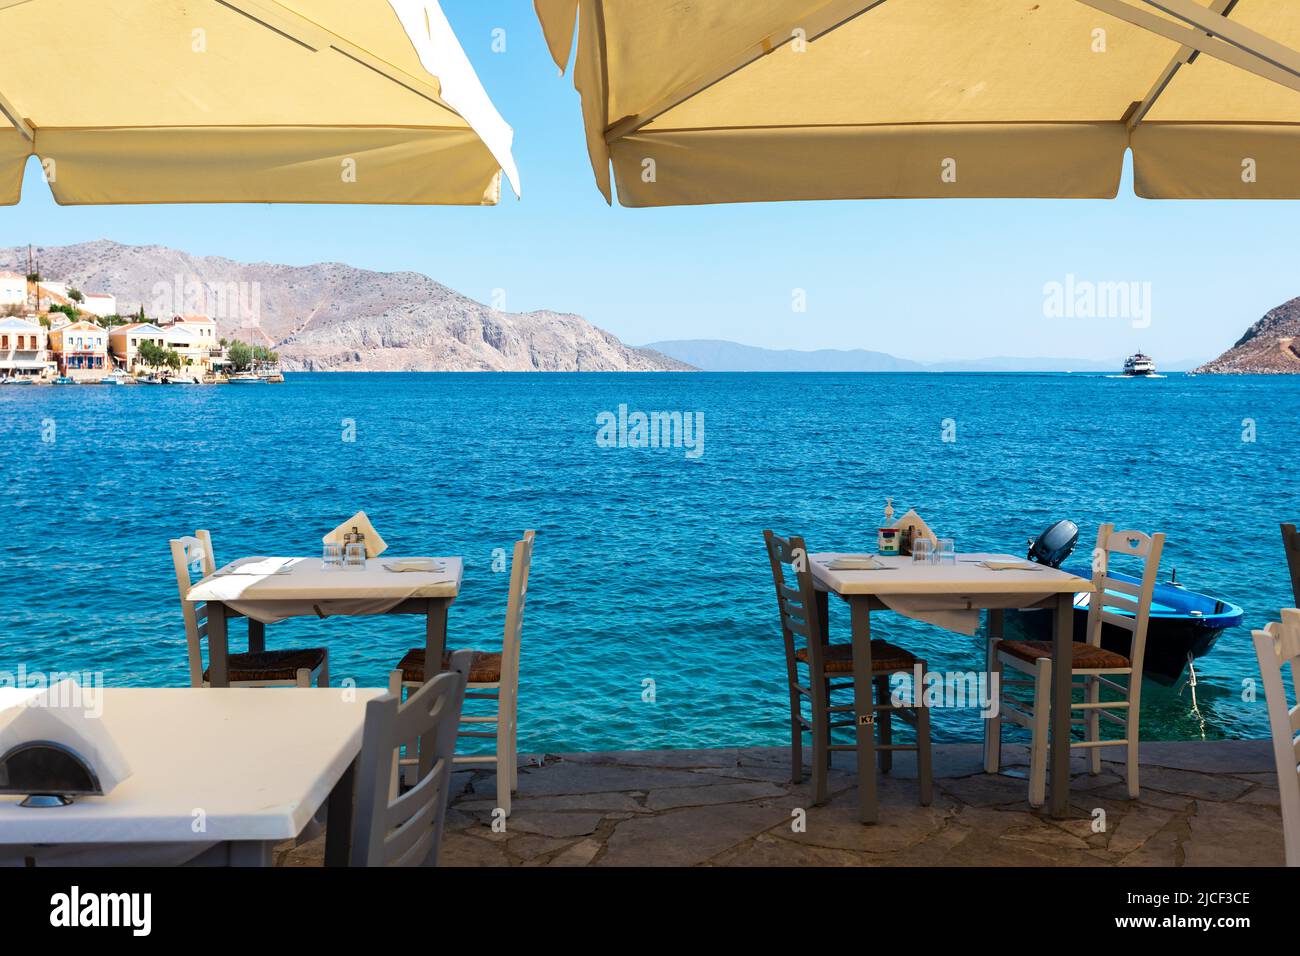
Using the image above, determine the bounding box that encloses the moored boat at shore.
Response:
[1007,521,1242,685]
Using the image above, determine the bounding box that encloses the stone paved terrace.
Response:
[283,740,1285,867]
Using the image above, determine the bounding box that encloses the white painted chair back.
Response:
[352,650,471,867]
[169,530,216,688]
[498,530,535,694]
[1083,524,1166,675]
[1252,608,1300,867]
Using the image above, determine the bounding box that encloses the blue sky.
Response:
[3,1,1298,364]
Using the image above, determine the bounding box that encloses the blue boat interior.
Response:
[1064,566,1244,628]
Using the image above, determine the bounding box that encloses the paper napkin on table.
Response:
[0,679,132,796]
[383,558,445,573]
[323,511,388,559]
[979,560,1041,571]
[216,557,297,576]
[825,556,887,571]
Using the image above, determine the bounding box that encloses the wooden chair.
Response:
[1251,608,1300,867]
[169,531,328,688]
[1282,524,1300,607]
[762,530,932,807]
[389,530,533,817]
[351,649,471,866]
[988,524,1164,806]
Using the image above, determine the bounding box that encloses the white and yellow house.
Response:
[163,315,223,374]
[108,322,169,372]
[0,316,54,380]
[48,320,108,381]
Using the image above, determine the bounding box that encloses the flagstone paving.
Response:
[280,740,1285,867]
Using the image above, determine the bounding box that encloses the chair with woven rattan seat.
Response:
[763,530,932,807]
[986,523,1164,807]
[169,531,328,688]
[389,530,534,817]
[351,649,471,867]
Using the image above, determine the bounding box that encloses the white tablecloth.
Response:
[811,552,1091,634]
[187,556,463,624]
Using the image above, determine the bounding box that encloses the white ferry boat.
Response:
[1122,352,1157,376]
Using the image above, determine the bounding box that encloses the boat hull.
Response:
[1004,567,1242,686]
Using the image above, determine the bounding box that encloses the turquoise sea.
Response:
[1,372,1296,751]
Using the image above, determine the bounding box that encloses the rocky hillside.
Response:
[0,240,691,372]
[1195,296,1300,374]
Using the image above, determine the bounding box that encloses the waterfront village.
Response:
[0,270,281,385]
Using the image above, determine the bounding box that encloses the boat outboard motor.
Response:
[1027,520,1079,569]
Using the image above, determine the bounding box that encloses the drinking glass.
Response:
[344,542,366,570]
[322,542,342,571]
[937,538,957,565]
[911,538,934,564]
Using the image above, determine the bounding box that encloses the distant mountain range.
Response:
[644,339,1202,373]
[1195,296,1300,374]
[0,240,690,372]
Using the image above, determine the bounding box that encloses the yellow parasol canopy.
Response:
[535,0,1300,205]
[0,0,519,205]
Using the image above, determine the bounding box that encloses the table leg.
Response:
[984,609,1003,773]
[1048,593,1073,818]
[208,602,230,688]
[849,597,878,824]
[247,619,265,654]
[324,759,357,868]
[424,598,449,684]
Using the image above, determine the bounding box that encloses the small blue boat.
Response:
[53,375,76,385]
[1006,522,1244,686]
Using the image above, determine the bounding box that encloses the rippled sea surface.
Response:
[1,372,1296,750]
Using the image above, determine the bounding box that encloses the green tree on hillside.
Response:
[68,288,84,303]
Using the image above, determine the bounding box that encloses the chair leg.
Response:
[505,693,519,792]
[984,641,1003,773]
[1028,657,1052,809]
[916,666,933,806]
[1126,676,1141,799]
[318,649,329,688]
[295,667,311,688]
[811,674,830,806]
[874,675,892,774]
[1087,675,1101,775]
[496,727,511,818]
[824,678,834,771]
[789,682,804,785]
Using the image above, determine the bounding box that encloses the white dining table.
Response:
[186,556,464,688]
[0,687,383,866]
[810,552,1096,822]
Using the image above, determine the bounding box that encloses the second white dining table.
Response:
[186,555,464,688]
[811,552,1095,823]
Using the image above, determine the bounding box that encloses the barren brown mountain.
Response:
[1195,296,1300,374]
[0,240,691,372]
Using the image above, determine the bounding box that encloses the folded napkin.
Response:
[383,558,446,573]
[216,556,297,576]
[0,679,132,797]
[825,556,888,571]
[324,511,388,559]
[978,560,1041,571]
